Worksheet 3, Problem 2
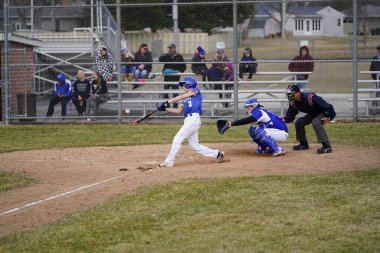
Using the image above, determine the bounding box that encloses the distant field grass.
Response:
[0,122,379,153]
[0,170,379,253]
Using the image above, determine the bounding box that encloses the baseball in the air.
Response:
[125,108,131,114]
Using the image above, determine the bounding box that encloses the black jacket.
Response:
[284,92,336,123]
[159,53,186,73]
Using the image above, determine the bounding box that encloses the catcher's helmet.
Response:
[285,84,300,103]
[244,98,259,108]
[179,76,197,89]
[56,74,65,82]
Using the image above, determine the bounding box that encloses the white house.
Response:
[248,4,345,38]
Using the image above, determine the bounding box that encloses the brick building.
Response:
[1,34,41,122]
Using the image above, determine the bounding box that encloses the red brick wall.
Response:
[1,42,35,121]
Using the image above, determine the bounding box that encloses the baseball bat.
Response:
[134,110,157,124]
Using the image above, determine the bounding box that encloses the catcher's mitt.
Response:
[216,119,229,135]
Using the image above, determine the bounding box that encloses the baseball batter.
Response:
[156,76,224,168]
[224,98,288,156]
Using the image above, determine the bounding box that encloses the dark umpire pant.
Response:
[295,112,330,146]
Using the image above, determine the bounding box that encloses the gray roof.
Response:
[254,3,333,17]
[0,33,42,47]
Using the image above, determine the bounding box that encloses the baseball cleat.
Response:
[272,147,286,157]
[157,162,173,168]
[216,151,225,163]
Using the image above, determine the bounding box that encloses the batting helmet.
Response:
[179,76,197,89]
[285,84,300,103]
[56,74,65,82]
[244,98,259,108]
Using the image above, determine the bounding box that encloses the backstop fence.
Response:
[1,0,380,124]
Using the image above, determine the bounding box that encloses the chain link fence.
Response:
[1,0,380,124]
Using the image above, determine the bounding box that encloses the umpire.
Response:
[283,84,336,154]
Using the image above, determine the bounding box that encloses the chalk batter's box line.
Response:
[0,176,121,217]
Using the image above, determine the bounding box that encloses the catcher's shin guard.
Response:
[248,126,280,154]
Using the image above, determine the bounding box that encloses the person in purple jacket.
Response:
[283,84,336,154]
[46,74,72,118]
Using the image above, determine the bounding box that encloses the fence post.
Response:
[352,0,358,122]
[232,0,238,120]
[3,0,9,125]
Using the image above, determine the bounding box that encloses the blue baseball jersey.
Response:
[249,106,288,132]
[181,87,202,116]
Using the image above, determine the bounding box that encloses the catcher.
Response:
[156,76,225,168]
[217,98,288,156]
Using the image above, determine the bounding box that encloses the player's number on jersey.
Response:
[187,100,192,107]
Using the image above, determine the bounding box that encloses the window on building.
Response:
[295,19,304,31]
[337,18,341,27]
[26,22,32,30]
[15,23,22,31]
[312,19,321,31]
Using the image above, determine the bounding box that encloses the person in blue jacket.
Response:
[225,98,287,156]
[283,84,336,154]
[155,76,224,168]
[46,74,72,118]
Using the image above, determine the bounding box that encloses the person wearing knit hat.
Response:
[239,48,257,80]
[191,46,208,86]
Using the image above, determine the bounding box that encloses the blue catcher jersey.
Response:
[249,106,288,132]
[181,88,202,116]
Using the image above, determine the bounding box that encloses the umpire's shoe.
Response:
[317,143,332,154]
[216,151,225,163]
[293,142,309,150]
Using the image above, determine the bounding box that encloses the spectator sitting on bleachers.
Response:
[86,71,109,121]
[72,70,91,116]
[222,62,234,108]
[191,46,208,85]
[239,48,257,80]
[288,45,314,90]
[214,49,229,70]
[133,43,153,89]
[121,48,136,82]
[95,46,114,82]
[46,74,72,119]
[204,62,224,96]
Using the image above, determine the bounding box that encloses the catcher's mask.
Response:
[179,76,197,89]
[244,98,259,108]
[285,84,300,103]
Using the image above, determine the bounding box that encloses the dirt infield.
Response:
[0,143,379,236]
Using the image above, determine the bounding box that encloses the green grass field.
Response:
[0,123,379,252]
